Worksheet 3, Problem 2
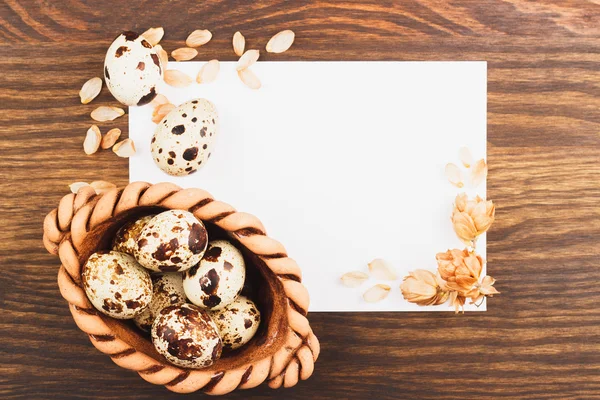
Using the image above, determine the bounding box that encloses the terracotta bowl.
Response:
[43,182,319,394]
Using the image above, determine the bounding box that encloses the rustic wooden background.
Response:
[1,0,600,398]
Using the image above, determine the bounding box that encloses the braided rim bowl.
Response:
[43,182,319,394]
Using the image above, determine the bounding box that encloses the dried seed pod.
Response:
[113,138,136,158]
[340,271,369,288]
[152,103,175,123]
[155,44,169,71]
[141,27,164,46]
[171,47,198,61]
[363,284,391,303]
[83,125,101,155]
[266,30,295,53]
[237,68,261,90]
[196,59,220,84]
[79,77,102,104]
[236,49,259,71]
[100,128,122,149]
[368,259,397,281]
[471,159,488,187]
[164,70,193,87]
[233,31,245,56]
[90,180,117,195]
[69,182,90,193]
[445,163,464,188]
[459,146,473,168]
[90,106,124,122]
[186,29,212,47]
[150,94,169,108]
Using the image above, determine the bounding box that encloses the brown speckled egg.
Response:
[210,295,260,351]
[134,210,208,273]
[112,214,154,256]
[82,251,152,319]
[151,303,222,369]
[134,273,186,332]
[183,240,246,310]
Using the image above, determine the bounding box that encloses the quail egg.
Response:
[210,295,261,351]
[152,303,222,369]
[82,251,152,319]
[134,273,186,332]
[104,31,162,106]
[183,240,246,311]
[134,210,208,272]
[151,98,218,176]
[112,214,154,256]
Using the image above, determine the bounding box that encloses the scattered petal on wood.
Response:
[233,31,245,56]
[155,44,169,71]
[238,68,261,90]
[100,128,122,149]
[150,94,169,108]
[152,103,175,123]
[445,163,464,188]
[236,49,259,71]
[79,77,102,104]
[186,29,212,47]
[171,47,198,61]
[113,138,136,158]
[141,27,164,46]
[340,271,369,288]
[266,30,295,53]
[459,146,473,168]
[164,70,193,87]
[368,259,398,281]
[91,106,124,122]
[363,284,391,303]
[471,159,488,187]
[83,125,101,155]
[69,182,90,193]
[196,59,220,84]
[90,180,117,195]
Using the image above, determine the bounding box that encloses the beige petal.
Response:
[409,269,438,288]
[83,125,101,155]
[141,27,164,46]
[79,77,102,104]
[164,70,193,87]
[171,47,198,61]
[233,31,245,56]
[90,180,117,195]
[445,163,464,188]
[196,59,220,84]
[363,284,391,303]
[458,146,473,168]
[266,30,295,53]
[113,138,136,158]
[186,29,212,47]
[452,212,478,242]
[238,68,261,90]
[368,258,397,281]
[155,44,169,71]
[471,159,488,187]
[100,128,122,149]
[90,106,124,122]
[152,103,175,123]
[69,182,90,194]
[236,49,260,71]
[340,271,369,288]
[454,193,468,212]
[150,94,169,108]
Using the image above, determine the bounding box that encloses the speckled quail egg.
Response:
[112,214,154,256]
[150,99,218,176]
[210,295,260,351]
[82,251,152,319]
[152,303,222,369]
[183,240,246,311]
[104,31,162,106]
[134,210,208,272]
[134,273,186,332]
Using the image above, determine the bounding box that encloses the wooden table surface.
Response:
[1,1,600,399]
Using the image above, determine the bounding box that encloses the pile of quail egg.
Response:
[82,209,261,369]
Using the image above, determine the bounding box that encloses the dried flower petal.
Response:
[152,103,175,123]
[367,258,397,280]
[90,106,124,122]
[363,284,391,303]
[233,31,245,56]
[445,163,464,188]
[236,49,259,71]
[141,27,164,46]
[471,159,488,187]
[164,70,193,87]
[69,182,90,193]
[155,44,169,71]
[171,47,198,61]
[186,29,212,47]
[90,180,117,195]
[266,30,295,53]
[237,68,261,90]
[100,128,122,149]
[448,291,467,314]
[458,146,473,168]
[196,60,220,84]
[150,94,169,108]
[113,138,136,158]
[340,271,369,288]
[83,125,101,155]
[79,77,102,104]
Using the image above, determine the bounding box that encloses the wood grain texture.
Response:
[1,0,600,399]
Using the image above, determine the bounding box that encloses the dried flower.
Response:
[451,193,495,247]
[468,275,500,305]
[436,248,483,292]
[400,270,449,306]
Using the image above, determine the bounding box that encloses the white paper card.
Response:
[130,61,487,312]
